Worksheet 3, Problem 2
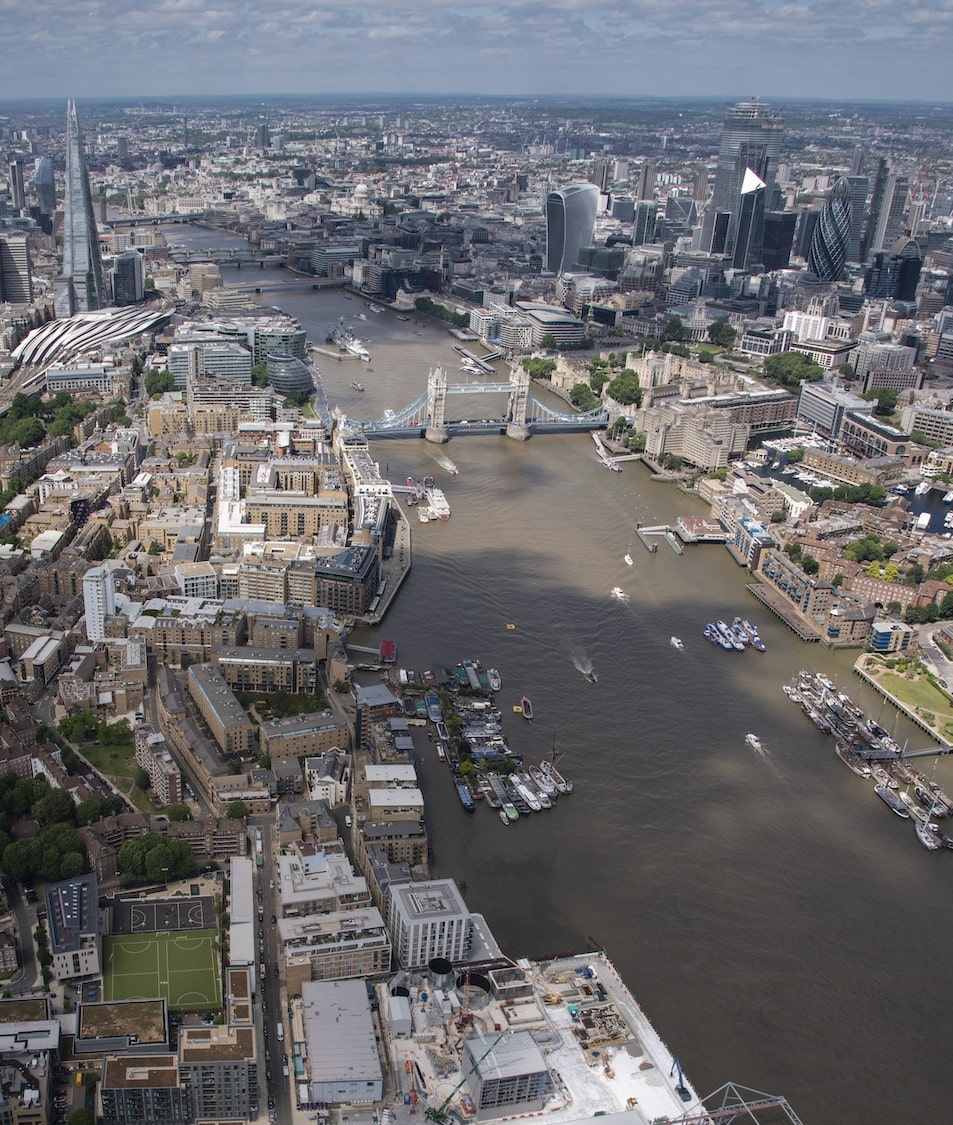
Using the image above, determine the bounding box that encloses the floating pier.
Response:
[636,523,683,554]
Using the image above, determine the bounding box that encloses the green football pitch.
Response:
[103,930,222,1011]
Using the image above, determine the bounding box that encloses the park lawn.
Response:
[79,740,158,812]
[867,660,953,738]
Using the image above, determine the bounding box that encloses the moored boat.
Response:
[915,818,942,850]
[499,809,511,825]
[541,759,573,795]
[455,779,476,812]
[519,695,534,721]
[875,784,911,818]
[528,764,558,799]
[487,667,502,692]
[835,742,872,777]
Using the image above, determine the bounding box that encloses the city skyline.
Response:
[3,0,953,102]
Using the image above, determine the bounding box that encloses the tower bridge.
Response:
[347,364,608,441]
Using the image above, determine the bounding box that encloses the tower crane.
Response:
[424,1030,506,1125]
[498,954,563,1004]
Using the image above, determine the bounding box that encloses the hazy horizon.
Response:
[4,1,952,103]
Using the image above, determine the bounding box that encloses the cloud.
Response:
[0,0,951,98]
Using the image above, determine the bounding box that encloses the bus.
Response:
[255,828,263,870]
[276,1021,284,1043]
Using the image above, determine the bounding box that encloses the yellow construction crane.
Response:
[498,954,563,1004]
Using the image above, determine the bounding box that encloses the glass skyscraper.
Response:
[62,99,106,312]
[700,100,784,272]
[545,183,598,274]
[808,177,852,282]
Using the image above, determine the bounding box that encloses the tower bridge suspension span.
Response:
[348,364,608,441]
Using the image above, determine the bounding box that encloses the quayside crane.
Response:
[666,1081,806,1125]
[424,1030,506,1125]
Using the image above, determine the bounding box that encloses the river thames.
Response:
[162,227,953,1122]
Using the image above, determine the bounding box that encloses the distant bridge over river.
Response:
[346,364,608,442]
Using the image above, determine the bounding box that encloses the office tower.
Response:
[0,234,33,302]
[116,136,128,162]
[636,161,656,201]
[731,168,766,271]
[701,100,783,268]
[8,160,25,211]
[762,211,797,271]
[83,564,116,641]
[610,196,634,222]
[111,249,144,305]
[693,167,709,202]
[33,156,55,216]
[862,157,888,261]
[62,99,106,312]
[845,175,867,263]
[808,177,852,282]
[632,201,656,246]
[793,210,819,262]
[870,172,909,252]
[863,236,922,302]
[545,183,598,274]
[850,146,866,177]
[254,123,270,150]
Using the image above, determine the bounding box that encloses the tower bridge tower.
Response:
[506,364,531,441]
[425,364,449,444]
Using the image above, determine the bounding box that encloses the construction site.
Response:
[371,952,801,1125]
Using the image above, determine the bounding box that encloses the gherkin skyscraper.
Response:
[62,99,106,312]
[808,177,851,283]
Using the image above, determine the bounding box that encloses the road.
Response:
[254,816,293,1123]
[2,877,38,995]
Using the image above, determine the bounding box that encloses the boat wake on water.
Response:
[570,650,597,683]
[610,586,628,601]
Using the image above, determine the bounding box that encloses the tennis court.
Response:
[103,929,222,1011]
[112,896,215,935]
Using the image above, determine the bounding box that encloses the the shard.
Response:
[62,99,106,312]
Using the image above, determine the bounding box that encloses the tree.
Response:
[33,788,77,828]
[69,1106,95,1125]
[763,352,824,389]
[225,800,250,820]
[166,803,192,822]
[707,321,736,348]
[521,357,556,379]
[539,333,558,350]
[606,369,642,406]
[802,553,820,576]
[663,316,685,342]
[145,369,174,398]
[862,386,898,417]
[133,767,151,791]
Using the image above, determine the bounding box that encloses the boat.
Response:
[520,696,534,721]
[350,381,365,392]
[835,742,872,777]
[875,784,911,818]
[487,668,502,692]
[582,667,598,683]
[915,818,942,850]
[425,691,442,723]
[871,766,898,789]
[745,733,763,751]
[899,790,929,822]
[914,480,933,496]
[741,619,767,652]
[436,744,446,762]
[529,764,559,799]
[478,777,501,807]
[455,779,476,812]
[513,777,542,812]
[499,809,511,825]
[623,553,633,566]
[943,491,953,504]
[424,484,451,519]
[329,317,370,360]
[418,507,431,523]
[541,758,573,795]
[671,636,684,650]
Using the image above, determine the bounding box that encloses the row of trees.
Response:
[414,296,469,327]
[58,713,131,746]
[0,391,96,450]
[117,832,194,885]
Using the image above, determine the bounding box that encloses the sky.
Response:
[2,0,952,103]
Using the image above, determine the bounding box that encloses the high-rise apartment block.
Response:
[0,233,33,302]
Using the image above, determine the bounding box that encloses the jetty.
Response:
[636,523,683,554]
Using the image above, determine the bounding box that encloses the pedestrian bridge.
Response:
[346,364,608,442]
